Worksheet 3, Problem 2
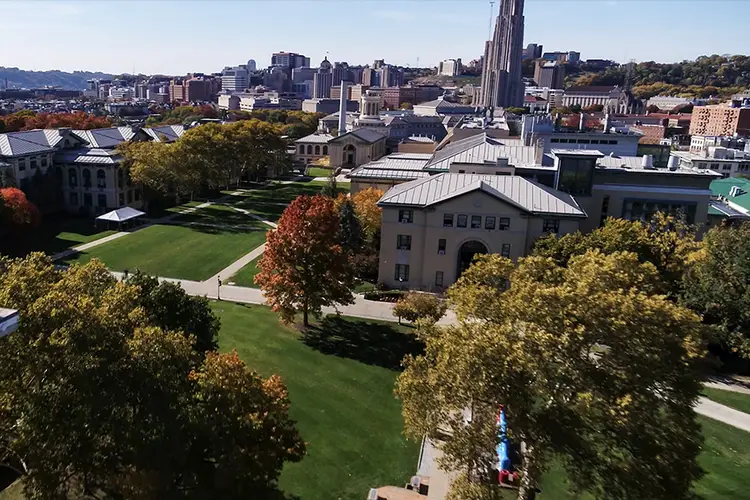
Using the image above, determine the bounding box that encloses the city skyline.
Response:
[1,0,749,75]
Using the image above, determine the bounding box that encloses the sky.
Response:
[1,0,748,75]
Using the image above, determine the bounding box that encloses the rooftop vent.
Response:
[667,156,680,171]
[641,154,654,169]
[729,185,745,197]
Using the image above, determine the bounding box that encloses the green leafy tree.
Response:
[533,214,699,297]
[256,195,355,326]
[124,270,220,353]
[398,251,706,500]
[337,197,363,256]
[393,292,447,325]
[320,171,338,198]
[0,254,305,499]
[682,223,750,366]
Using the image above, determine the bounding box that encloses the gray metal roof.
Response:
[378,173,586,217]
[708,200,750,219]
[424,133,536,172]
[596,155,722,177]
[349,168,430,181]
[56,148,121,165]
[0,129,64,157]
[402,136,437,143]
[145,125,185,142]
[72,127,137,149]
[295,133,334,144]
[331,127,388,144]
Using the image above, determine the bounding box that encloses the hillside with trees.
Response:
[565,54,750,100]
[0,67,113,90]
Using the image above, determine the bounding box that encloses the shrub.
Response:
[363,290,406,302]
[393,292,447,325]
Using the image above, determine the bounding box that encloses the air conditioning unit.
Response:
[367,488,379,500]
[401,218,410,223]
[438,250,445,255]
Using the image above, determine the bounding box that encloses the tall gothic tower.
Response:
[477,0,525,109]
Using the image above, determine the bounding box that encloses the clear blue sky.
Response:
[1,0,747,75]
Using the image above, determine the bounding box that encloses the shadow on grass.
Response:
[301,316,423,370]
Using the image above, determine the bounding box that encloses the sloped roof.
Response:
[0,129,65,156]
[330,127,388,144]
[378,173,586,217]
[72,127,137,148]
[424,133,536,171]
[145,125,185,142]
[96,206,146,222]
[564,85,620,95]
[56,148,121,165]
[295,133,334,144]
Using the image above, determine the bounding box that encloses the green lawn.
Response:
[172,203,265,227]
[695,416,750,499]
[63,224,266,281]
[234,181,348,206]
[214,302,421,500]
[703,388,750,414]
[228,254,262,287]
[0,215,116,258]
[306,167,333,178]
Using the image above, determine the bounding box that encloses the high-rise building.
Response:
[437,59,462,77]
[271,51,310,70]
[247,59,257,72]
[523,43,543,60]
[477,0,525,109]
[332,62,349,86]
[312,57,333,98]
[361,67,374,86]
[534,61,565,90]
[221,66,249,92]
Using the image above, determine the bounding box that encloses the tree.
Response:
[337,197,363,256]
[397,251,706,500]
[320,171,338,197]
[646,104,662,113]
[682,223,750,367]
[0,187,40,230]
[124,270,220,354]
[255,195,355,326]
[351,187,384,240]
[400,102,414,110]
[582,104,604,112]
[505,107,529,115]
[533,214,699,297]
[0,254,305,499]
[393,292,447,325]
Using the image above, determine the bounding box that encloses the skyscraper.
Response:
[477,0,525,109]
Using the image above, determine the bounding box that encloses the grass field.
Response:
[234,181,348,206]
[0,215,115,258]
[703,388,750,414]
[63,224,266,281]
[172,203,265,227]
[214,302,421,500]
[228,254,262,287]
[305,167,333,178]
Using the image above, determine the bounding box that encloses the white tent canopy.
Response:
[96,207,146,222]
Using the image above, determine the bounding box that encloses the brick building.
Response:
[690,104,750,137]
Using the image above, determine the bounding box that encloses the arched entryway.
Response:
[457,240,488,279]
[343,144,356,166]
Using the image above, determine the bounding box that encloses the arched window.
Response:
[82,169,92,188]
[306,145,313,155]
[323,145,328,155]
[68,168,78,187]
[314,145,320,155]
[97,169,106,188]
[299,145,305,154]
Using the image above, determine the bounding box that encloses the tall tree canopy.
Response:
[256,195,355,326]
[351,187,384,241]
[532,214,699,297]
[0,187,40,232]
[682,223,750,367]
[0,254,305,499]
[0,111,112,132]
[398,251,706,500]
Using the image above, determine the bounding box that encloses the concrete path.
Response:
[211,243,266,285]
[695,397,750,433]
[313,175,351,183]
[705,378,750,395]
[229,206,278,228]
[52,231,130,261]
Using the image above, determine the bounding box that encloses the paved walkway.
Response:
[705,378,750,395]
[211,243,266,284]
[52,231,130,261]
[695,397,750,432]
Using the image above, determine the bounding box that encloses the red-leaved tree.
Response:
[255,195,355,326]
[0,187,40,230]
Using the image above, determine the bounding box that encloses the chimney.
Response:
[578,112,585,131]
[641,154,654,169]
[603,113,611,134]
[667,155,680,171]
[337,81,348,136]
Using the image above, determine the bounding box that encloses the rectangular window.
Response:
[438,238,446,254]
[435,271,444,287]
[443,214,454,227]
[722,164,731,170]
[622,199,698,224]
[550,138,560,143]
[83,193,92,207]
[498,217,510,230]
[41,157,48,167]
[398,209,413,223]
[18,159,26,171]
[69,192,78,206]
[543,219,560,234]
[501,244,511,258]
[457,214,467,228]
[485,216,496,230]
[397,234,412,250]
[395,264,410,282]
[97,194,107,208]
[30,158,38,169]
[470,215,482,228]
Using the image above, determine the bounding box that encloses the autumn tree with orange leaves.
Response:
[256,195,355,326]
[0,111,112,132]
[0,187,40,233]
